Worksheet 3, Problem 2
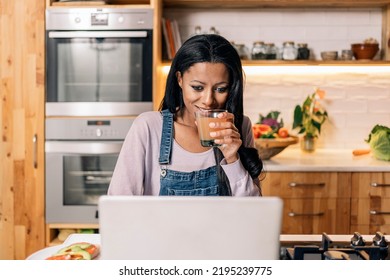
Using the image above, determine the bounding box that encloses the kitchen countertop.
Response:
[27,233,389,260]
[263,148,390,172]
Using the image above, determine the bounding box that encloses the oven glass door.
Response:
[46,30,152,116]
[45,141,122,223]
[64,154,117,206]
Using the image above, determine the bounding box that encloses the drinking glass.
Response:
[195,109,227,147]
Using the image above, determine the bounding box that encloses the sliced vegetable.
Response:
[45,242,99,260]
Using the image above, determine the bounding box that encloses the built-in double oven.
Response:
[45,7,153,223]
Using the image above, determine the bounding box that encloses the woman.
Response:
[108,34,263,196]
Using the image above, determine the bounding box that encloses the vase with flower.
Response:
[293,88,329,153]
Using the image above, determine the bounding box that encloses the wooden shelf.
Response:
[244,60,390,66]
[163,0,390,8]
[46,223,99,246]
[162,60,390,67]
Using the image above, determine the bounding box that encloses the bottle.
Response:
[251,41,266,60]
[297,43,310,60]
[265,43,278,60]
[282,41,298,60]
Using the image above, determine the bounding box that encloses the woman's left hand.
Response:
[209,111,241,163]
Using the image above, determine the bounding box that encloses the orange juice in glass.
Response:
[195,109,227,147]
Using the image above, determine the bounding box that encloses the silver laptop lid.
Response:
[98,196,283,260]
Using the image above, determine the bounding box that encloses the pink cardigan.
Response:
[108,111,260,196]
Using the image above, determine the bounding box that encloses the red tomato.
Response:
[252,127,260,138]
[278,127,289,138]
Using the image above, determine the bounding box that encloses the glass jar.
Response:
[251,41,266,60]
[234,43,250,60]
[194,26,202,35]
[282,41,298,60]
[265,43,278,60]
[297,43,310,60]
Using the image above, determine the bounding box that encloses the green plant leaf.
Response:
[311,119,321,134]
[293,106,303,129]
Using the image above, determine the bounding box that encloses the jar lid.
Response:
[253,41,265,45]
[265,43,275,46]
[297,43,308,48]
[283,41,295,46]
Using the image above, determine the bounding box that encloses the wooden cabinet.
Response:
[351,172,390,234]
[0,0,45,260]
[261,172,352,234]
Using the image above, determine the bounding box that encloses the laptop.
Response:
[98,195,283,260]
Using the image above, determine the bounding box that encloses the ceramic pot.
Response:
[300,136,317,153]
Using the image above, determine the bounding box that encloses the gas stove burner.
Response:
[285,232,389,260]
[351,232,365,246]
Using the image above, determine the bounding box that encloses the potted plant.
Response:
[293,88,328,152]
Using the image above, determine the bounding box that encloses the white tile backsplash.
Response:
[164,8,389,149]
[243,75,390,149]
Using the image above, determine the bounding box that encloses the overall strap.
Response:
[213,147,232,196]
[158,109,174,165]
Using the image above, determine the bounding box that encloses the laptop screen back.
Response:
[98,196,283,260]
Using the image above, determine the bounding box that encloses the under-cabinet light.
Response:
[242,65,390,75]
[162,65,390,75]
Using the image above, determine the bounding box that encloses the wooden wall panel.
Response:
[0,0,45,260]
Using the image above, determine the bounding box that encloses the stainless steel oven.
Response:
[45,7,153,116]
[45,118,133,223]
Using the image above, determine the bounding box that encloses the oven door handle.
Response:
[45,141,123,154]
[48,31,148,39]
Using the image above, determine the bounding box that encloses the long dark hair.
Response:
[159,34,262,188]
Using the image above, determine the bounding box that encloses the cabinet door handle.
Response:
[289,182,325,188]
[288,212,324,217]
[370,182,390,187]
[370,210,390,215]
[33,134,37,169]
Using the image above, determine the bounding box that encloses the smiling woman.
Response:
[108,34,263,197]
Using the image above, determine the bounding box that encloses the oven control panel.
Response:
[46,8,153,30]
[45,118,134,140]
[91,13,109,26]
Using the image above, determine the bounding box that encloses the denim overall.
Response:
[158,110,220,196]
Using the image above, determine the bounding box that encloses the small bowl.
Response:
[351,43,379,60]
[321,51,338,61]
[340,49,353,60]
[255,137,298,160]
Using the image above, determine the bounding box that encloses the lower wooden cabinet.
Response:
[281,198,350,234]
[351,172,390,234]
[261,172,352,234]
